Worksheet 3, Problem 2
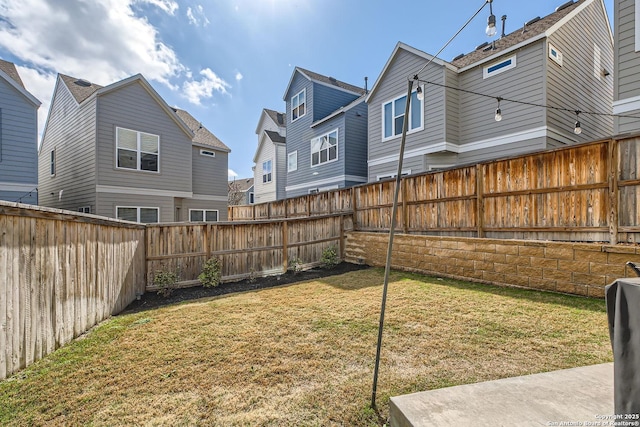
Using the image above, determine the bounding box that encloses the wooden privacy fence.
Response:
[0,202,146,380]
[229,137,640,244]
[145,213,352,289]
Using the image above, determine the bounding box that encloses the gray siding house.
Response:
[283,67,368,197]
[367,0,613,179]
[614,0,640,133]
[253,108,287,203]
[228,177,254,205]
[38,73,230,222]
[0,59,41,204]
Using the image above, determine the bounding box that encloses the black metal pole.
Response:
[371,78,414,409]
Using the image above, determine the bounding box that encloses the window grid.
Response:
[291,89,306,122]
[382,88,423,140]
[116,127,159,172]
[262,159,272,183]
[311,129,338,167]
[116,206,159,223]
[189,209,219,222]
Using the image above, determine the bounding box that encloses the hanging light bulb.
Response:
[574,111,582,135]
[494,97,502,122]
[416,86,424,101]
[486,0,497,37]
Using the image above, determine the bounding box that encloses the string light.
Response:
[11,187,38,203]
[494,97,502,122]
[486,0,497,37]
[415,78,640,133]
[416,86,424,101]
[574,111,582,135]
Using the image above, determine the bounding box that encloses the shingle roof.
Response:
[228,177,254,192]
[297,67,366,96]
[264,109,286,127]
[174,108,231,152]
[450,0,582,69]
[0,59,24,88]
[59,74,103,103]
[265,130,286,144]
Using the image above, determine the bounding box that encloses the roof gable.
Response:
[283,66,365,101]
[255,108,285,135]
[311,95,366,128]
[0,59,41,107]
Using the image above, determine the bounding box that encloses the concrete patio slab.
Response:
[390,363,615,427]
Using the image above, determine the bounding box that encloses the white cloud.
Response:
[186,5,209,27]
[182,68,231,105]
[136,0,179,15]
[228,169,238,178]
[14,65,57,143]
[235,72,243,81]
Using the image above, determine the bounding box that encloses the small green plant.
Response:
[321,245,340,269]
[199,257,222,288]
[288,257,303,274]
[153,270,179,297]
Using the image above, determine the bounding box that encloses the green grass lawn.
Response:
[0,269,612,426]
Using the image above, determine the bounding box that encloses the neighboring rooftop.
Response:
[297,66,367,96]
[0,59,24,88]
[264,109,286,127]
[174,108,231,152]
[264,130,286,144]
[450,0,583,69]
[228,177,254,192]
[59,74,102,103]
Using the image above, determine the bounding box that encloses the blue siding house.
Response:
[0,59,41,204]
[283,67,368,197]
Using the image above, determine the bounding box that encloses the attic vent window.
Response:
[549,43,563,66]
[483,55,516,79]
[74,79,92,87]
[200,149,215,157]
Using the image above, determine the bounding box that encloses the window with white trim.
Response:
[78,206,91,213]
[311,129,338,166]
[548,44,563,67]
[50,148,56,176]
[262,159,272,183]
[189,209,218,222]
[483,55,516,79]
[382,89,423,140]
[288,151,298,172]
[116,207,159,223]
[200,149,215,157]
[376,170,411,181]
[116,127,159,172]
[291,89,306,121]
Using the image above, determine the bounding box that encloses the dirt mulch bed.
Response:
[123,262,370,313]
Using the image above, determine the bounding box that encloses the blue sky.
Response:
[0,0,614,179]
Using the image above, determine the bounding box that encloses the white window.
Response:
[116,127,159,172]
[116,206,159,223]
[200,149,215,157]
[311,129,338,166]
[78,206,91,213]
[189,209,219,222]
[483,55,517,79]
[288,151,298,172]
[548,44,563,67]
[291,89,306,122]
[376,170,411,181]
[382,89,423,140]
[50,149,56,176]
[262,159,272,183]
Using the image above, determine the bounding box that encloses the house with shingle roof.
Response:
[613,0,640,134]
[253,108,287,203]
[38,73,230,222]
[228,177,254,205]
[0,59,41,204]
[282,67,368,197]
[366,0,613,180]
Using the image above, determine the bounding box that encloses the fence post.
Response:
[204,224,211,259]
[402,178,408,234]
[282,220,288,272]
[340,214,345,260]
[476,164,485,238]
[307,195,312,217]
[351,187,358,231]
[609,138,619,244]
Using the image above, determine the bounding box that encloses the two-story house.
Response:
[229,177,254,205]
[38,73,230,222]
[0,59,41,204]
[283,67,368,197]
[253,108,286,203]
[366,0,613,179]
[614,0,640,134]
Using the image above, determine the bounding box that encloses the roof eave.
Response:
[0,69,41,107]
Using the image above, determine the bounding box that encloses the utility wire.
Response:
[11,187,38,203]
